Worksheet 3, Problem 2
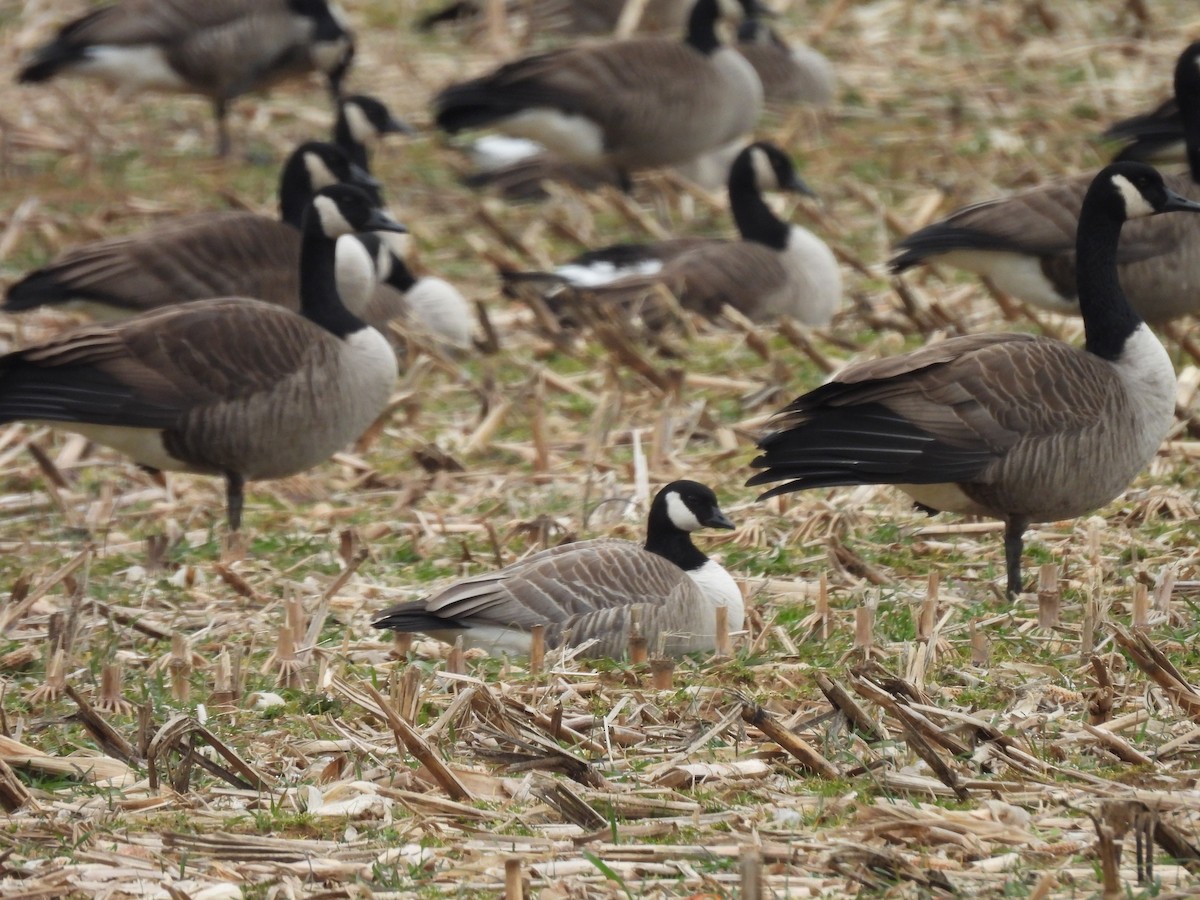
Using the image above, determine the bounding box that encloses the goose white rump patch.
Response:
[78,46,185,91]
[936,248,1079,314]
[556,258,663,287]
[502,109,605,164]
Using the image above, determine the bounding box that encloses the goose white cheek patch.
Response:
[1111,173,1156,219]
[313,195,356,237]
[665,491,702,531]
[304,152,339,190]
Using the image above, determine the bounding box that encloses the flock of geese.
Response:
[3,0,1198,658]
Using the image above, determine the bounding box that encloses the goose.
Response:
[334,94,415,171]
[0,184,405,530]
[432,0,764,187]
[735,17,835,108]
[748,162,1200,597]
[506,141,841,326]
[889,41,1200,325]
[464,134,747,201]
[16,0,355,157]
[417,0,694,36]
[372,480,742,658]
[351,233,475,348]
[3,141,378,320]
[1103,96,1184,164]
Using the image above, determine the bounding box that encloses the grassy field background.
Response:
[1,0,1200,896]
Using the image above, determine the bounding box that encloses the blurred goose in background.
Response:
[0,185,405,531]
[4,142,379,320]
[1103,95,1184,164]
[890,40,1200,325]
[751,163,1200,597]
[352,233,475,349]
[735,16,835,108]
[16,0,355,157]
[334,94,415,171]
[372,480,741,658]
[506,142,841,326]
[418,0,693,36]
[432,0,764,188]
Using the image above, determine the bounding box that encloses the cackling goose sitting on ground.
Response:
[890,41,1200,325]
[4,142,378,320]
[507,142,841,326]
[373,480,742,658]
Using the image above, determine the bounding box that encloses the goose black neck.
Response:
[1077,188,1141,361]
[334,117,370,170]
[1175,44,1200,182]
[385,256,417,293]
[643,524,709,571]
[299,221,369,338]
[728,153,790,250]
[279,163,316,229]
[685,0,722,55]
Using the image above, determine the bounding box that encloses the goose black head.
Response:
[340,95,417,142]
[1100,161,1200,220]
[295,0,355,93]
[744,142,816,197]
[654,480,736,533]
[308,184,408,239]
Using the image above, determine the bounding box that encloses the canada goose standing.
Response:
[890,41,1200,325]
[749,163,1200,596]
[334,94,415,171]
[0,184,405,530]
[432,0,764,186]
[4,142,378,320]
[16,0,355,156]
[350,233,475,349]
[372,481,742,658]
[508,142,841,326]
[735,17,835,108]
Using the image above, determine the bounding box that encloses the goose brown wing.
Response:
[61,0,280,46]
[383,539,694,632]
[4,213,299,315]
[0,299,329,428]
[749,333,1113,495]
[166,5,317,97]
[578,242,782,321]
[436,41,712,133]
[892,172,1188,272]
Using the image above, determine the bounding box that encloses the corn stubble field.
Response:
[2,0,1200,896]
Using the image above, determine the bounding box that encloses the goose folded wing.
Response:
[750,333,1108,494]
[0,300,329,427]
[894,174,1183,267]
[418,539,695,630]
[64,0,251,46]
[171,8,314,96]
[6,213,298,313]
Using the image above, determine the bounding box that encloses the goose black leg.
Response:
[1004,515,1029,597]
[213,98,230,158]
[225,472,245,531]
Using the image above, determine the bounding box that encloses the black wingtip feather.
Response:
[4,271,76,312]
[372,606,470,634]
[746,402,997,499]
